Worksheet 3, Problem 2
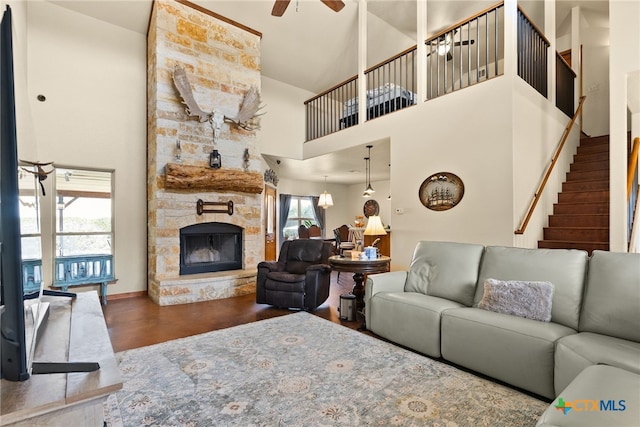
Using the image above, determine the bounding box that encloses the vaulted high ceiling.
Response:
[46,0,609,184]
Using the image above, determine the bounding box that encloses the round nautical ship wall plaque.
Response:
[419,172,464,211]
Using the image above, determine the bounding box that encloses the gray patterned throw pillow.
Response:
[478,278,554,322]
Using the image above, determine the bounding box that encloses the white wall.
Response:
[610,0,640,252]
[367,11,414,68]
[260,76,313,160]
[23,2,147,295]
[303,76,532,270]
[581,23,610,137]
[555,5,610,137]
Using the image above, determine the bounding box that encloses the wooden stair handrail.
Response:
[628,137,639,201]
[515,96,586,235]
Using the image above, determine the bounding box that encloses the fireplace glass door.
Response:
[180,223,242,275]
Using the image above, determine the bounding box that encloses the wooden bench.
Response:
[0,291,122,426]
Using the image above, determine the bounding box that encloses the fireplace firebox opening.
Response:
[180,222,243,275]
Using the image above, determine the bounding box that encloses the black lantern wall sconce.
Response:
[210,149,222,169]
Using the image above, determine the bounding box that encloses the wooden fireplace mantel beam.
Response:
[164,163,263,194]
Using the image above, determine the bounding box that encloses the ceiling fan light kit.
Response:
[428,29,476,62]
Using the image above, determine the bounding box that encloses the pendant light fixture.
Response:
[363,145,375,197]
[318,175,334,209]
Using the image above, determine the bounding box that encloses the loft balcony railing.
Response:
[426,2,504,99]
[340,47,418,130]
[304,1,574,141]
[305,76,358,141]
[304,46,417,141]
[517,6,550,97]
[556,52,576,117]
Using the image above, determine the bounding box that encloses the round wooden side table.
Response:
[328,255,391,325]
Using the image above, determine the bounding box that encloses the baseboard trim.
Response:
[107,291,148,301]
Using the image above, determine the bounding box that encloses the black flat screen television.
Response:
[0,4,30,382]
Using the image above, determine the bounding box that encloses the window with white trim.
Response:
[283,196,319,240]
[54,168,113,257]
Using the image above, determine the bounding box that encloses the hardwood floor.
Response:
[103,272,363,353]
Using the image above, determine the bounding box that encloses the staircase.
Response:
[538,134,610,254]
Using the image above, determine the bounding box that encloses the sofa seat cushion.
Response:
[368,292,464,358]
[441,307,576,399]
[536,365,640,426]
[554,332,640,395]
[265,272,305,291]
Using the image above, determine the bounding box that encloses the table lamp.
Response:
[364,215,386,258]
[364,215,387,237]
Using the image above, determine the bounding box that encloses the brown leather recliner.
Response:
[256,239,333,310]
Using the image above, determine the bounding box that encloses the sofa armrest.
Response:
[257,261,285,272]
[364,271,407,329]
[304,264,332,309]
[256,261,285,304]
[365,271,407,299]
[306,263,331,274]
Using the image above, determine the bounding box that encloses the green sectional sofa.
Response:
[364,241,640,426]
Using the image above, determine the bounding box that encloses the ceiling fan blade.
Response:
[321,0,345,12]
[452,40,476,47]
[446,51,453,61]
[272,0,291,17]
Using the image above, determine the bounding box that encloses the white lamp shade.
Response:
[318,191,333,209]
[364,215,387,235]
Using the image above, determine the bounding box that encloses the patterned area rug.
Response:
[104,312,547,426]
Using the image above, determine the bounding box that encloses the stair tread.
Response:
[539,239,609,244]
[561,188,609,193]
[554,201,609,204]
[567,169,609,173]
[550,214,609,217]
[544,226,608,230]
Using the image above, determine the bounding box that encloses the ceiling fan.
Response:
[426,30,475,61]
[271,0,345,17]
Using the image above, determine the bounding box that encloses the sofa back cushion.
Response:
[404,241,485,306]
[474,246,588,329]
[283,239,325,274]
[579,250,640,342]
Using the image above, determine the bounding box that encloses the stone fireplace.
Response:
[146,0,263,305]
